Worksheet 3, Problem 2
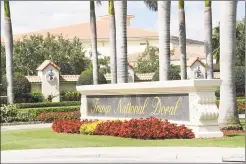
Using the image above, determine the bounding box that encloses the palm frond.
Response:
[144,0,157,12]
[96,0,101,6]
[4,1,11,17]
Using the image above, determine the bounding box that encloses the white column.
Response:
[188,91,223,138]
[80,95,88,121]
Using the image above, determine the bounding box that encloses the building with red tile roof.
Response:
[1,15,211,66]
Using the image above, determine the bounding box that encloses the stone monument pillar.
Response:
[36,60,60,102]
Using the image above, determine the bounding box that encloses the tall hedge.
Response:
[216,66,245,97]
[152,65,181,81]
[76,69,107,85]
[235,66,245,97]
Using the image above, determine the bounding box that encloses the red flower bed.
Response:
[52,119,86,134]
[52,119,98,134]
[94,117,195,140]
[37,111,80,123]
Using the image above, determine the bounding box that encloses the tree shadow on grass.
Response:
[225,134,245,137]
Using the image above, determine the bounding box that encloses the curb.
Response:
[1,147,245,163]
[1,121,45,126]
[222,155,245,162]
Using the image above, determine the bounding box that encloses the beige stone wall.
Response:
[31,83,41,93]
[60,82,77,92]
[30,82,77,93]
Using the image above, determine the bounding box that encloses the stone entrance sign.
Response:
[87,94,189,121]
[77,80,224,138]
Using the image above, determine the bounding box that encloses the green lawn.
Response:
[1,128,245,151]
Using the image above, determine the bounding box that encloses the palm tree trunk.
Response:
[158,1,171,81]
[109,0,117,84]
[90,1,99,85]
[115,1,128,83]
[218,1,242,130]
[204,0,213,79]
[4,1,14,104]
[178,0,187,80]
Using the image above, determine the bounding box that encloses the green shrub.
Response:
[215,88,220,98]
[237,97,245,100]
[26,106,80,119]
[15,112,36,122]
[29,92,44,102]
[237,98,245,104]
[60,91,81,101]
[16,101,80,109]
[216,98,245,105]
[0,104,18,123]
[235,66,245,97]
[37,111,80,123]
[80,121,103,135]
[216,98,245,114]
[76,69,107,85]
[17,92,44,103]
[1,73,31,103]
[152,65,181,81]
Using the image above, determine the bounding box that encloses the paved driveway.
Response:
[1,147,245,163]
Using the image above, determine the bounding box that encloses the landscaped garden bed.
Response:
[0,102,80,124]
[52,117,195,140]
[216,98,245,114]
[1,112,245,150]
[37,111,80,123]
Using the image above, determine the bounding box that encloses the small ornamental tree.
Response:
[152,65,181,81]
[1,72,31,103]
[135,44,175,74]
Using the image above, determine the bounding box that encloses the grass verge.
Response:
[1,128,244,151]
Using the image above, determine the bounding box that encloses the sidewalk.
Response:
[1,147,245,163]
[1,123,52,131]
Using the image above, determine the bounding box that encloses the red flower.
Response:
[52,119,91,134]
[94,117,195,140]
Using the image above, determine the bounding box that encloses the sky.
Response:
[0,1,245,41]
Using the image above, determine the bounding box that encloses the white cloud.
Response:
[1,1,108,34]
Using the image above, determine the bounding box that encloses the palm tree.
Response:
[108,0,117,84]
[178,0,187,80]
[4,1,14,104]
[212,25,220,64]
[158,1,171,81]
[144,1,171,80]
[114,1,128,83]
[90,0,99,85]
[218,1,242,130]
[204,0,213,79]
